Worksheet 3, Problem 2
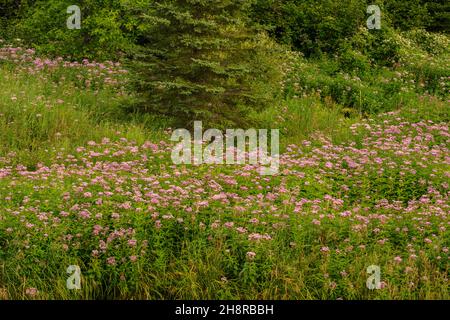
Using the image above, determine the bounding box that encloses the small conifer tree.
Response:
[132,0,282,128]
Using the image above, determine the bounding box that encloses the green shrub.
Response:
[251,0,371,57]
[338,46,372,74]
[340,26,402,68]
[405,28,450,55]
[384,0,430,30]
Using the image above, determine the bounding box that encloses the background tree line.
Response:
[1,0,447,58]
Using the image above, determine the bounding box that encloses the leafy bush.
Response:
[338,46,372,74]
[405,28,450,55]
[394,31,450,97]
[339,26,402,68]
[251,0,367,57]
[384,0,430,30]
[5,0,149,60]
[281,26,449,117]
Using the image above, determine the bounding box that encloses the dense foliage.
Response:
[2,0,448,59]
[1,0,148,60]
[251,0,449,57]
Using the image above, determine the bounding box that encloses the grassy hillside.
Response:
[0,26,448,299]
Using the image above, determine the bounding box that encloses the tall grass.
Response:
[0,67,169,167]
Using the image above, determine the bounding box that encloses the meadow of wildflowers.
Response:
[0,42,448,300]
